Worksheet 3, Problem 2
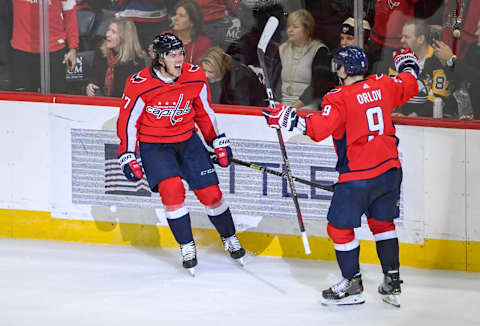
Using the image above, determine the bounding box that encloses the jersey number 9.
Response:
[366,106,384,142]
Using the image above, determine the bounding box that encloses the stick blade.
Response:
[301,231,311,255]
[257,16,279,53]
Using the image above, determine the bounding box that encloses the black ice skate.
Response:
[378,270,403,307]
[321,274,365,305]
[180,241,197,276]
[222,235,246,266]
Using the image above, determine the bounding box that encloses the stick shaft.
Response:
[227,156,335,192]
[257,17,311,254]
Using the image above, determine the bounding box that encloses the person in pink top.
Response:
[172,0,212,65]
[10,0,79,93]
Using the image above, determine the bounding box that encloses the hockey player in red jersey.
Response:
[116,33,245,275]
[263,46,419,306]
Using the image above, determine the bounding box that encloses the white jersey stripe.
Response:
[199,83,220,136]
[126,96,145,152]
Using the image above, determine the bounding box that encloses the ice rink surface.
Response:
[0,238,478,326]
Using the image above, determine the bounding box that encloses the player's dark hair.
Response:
[152,57,163,70]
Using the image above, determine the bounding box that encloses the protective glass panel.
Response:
[1,0,477,120]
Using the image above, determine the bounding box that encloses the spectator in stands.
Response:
[0,0,12,90]
[304,0,376,51]
[195,0,245,50]
[10,0,79,93]
[369,0,419,73]
[226,2,286,98]
[115,0,170,52]
[172,0,212,65]
[86,18,146,97]
[279,9,334,110]
[433,18,480,119]
[199,46,266,106]
[339,17,372,48]
[428,0,480,60]
[337,17,374,75]
[379,18,453,117]
[76,0,116,12]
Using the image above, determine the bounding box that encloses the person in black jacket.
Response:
[86,17,146,97]
[433,19,480,119]
[226,3,286,97]
[200,46,266,107]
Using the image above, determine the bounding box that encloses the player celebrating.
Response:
[263,46,419,306]
[116,33,245,275]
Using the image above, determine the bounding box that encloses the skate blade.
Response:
[237,257,245,267]
[186,267,195,277]
[321,294,365,306]
[382,294,400,307]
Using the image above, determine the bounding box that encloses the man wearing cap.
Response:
[340,17,372,48]
[337,17,374,75]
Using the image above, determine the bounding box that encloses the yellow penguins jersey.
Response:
[387,46,451,101]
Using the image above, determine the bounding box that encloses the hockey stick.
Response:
[258,16,311,255]
[209,152,336,192]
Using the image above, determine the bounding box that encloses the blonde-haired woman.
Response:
[279,9,335,109]
[199,46,265,106]
[86,18,146,97]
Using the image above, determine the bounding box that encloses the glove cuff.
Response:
[118,152,136,168]
[212,133,230,148]
[297,117,307,135]
[394,53,416,65]
[401,66,418,79]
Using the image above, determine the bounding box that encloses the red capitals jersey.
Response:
[305,72,418,183]
[117,63,220,155]
[196,0,243,21]
[11,0,79,53]
[371,0,418,48]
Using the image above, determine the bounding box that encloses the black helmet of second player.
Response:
[152,33,185,60]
